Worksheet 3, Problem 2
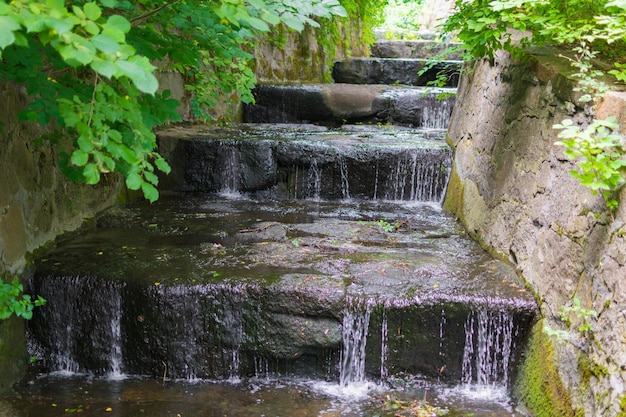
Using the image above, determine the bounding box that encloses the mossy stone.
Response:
[514,321,580,417]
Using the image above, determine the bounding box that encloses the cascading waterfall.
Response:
[340,298,372,386]
[15,29,543,415]
[28,276,125,375]
[306,157,322,199]
[339,156,351,200]
[380,307,388,380]
[461,309,515,388]
[218,142,241,194]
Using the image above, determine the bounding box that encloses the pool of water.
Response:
[6,373,525,417]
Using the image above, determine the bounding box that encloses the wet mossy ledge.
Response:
[514,322,579,417]
[445,49,626,416]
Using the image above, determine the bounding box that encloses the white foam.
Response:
[441,383,513,411]
[307,380,380,401]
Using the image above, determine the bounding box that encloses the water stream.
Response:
[16,191,535,416]
[11,45,537,415]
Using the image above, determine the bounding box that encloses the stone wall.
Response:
[158,19,371,123]
[254,19,371,84]
[0,81,123,393]
[444,49,626,416]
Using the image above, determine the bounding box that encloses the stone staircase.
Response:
[243,39,462,128]
[26,38,537,393]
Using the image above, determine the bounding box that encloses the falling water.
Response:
[108,292,124,379]
[422,98,454,129]
[438,308,446,381]
[461,309,515,387]
[254,355,270,379]
[218,142,241,194]
[339,156,351,200]
[377,150,450,202]
[28,276,125,375]
[373,161,380,200]
[380,307,388,380]
[306,158,322,199]
[389,157,409,200]
[340,298,372,386]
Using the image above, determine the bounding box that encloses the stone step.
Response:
[156,124,452,201]
[243,84,456,128]
[29,195,536,382]
[371,40,463,60]
[332,58,461,87]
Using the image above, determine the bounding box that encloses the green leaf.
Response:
[246,16,270,31]
[105,15,131,34]
[90,58,119,78]
[83,3,102,21]
[83,20,100,35]
[125,173,142,190]
[117,59,158,94]
[92,33,121,53]
[281,16,305,31]
[260,9,281,25]
[77,135,94,152]
[71,149,89,166]
[0,29,16,50]
[141,181,159,203]
[83,163,101,184]
[154,157,171,174]
[143,170,159,185]
[72,4,86,20]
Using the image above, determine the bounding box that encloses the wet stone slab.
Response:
[29,195,536,381]
[157,124,453,201]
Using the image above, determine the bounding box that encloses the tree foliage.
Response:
[0,0,347,202]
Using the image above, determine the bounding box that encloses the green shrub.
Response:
[0,278,46,321]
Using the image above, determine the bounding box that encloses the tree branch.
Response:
[130,0,183,25]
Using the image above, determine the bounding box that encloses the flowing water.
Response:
[7,373,523,417]
[2,28,539,414]
[16,192,534,416]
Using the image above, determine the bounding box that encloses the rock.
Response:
[332,58,461,87]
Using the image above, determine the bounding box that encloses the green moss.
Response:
[442,167,463,214]
[514,321,579,417]
[618,396,626,417]
[578,354,609,384]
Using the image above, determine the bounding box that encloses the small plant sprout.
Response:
[544,298,598,343]
[560,297,598,334]
[377,219,396,233]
